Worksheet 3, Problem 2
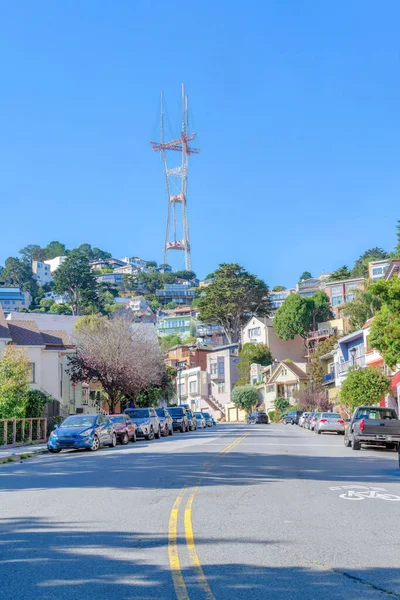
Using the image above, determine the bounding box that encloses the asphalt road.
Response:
[1,423,400,600]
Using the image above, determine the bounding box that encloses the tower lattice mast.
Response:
[150,83,199,271]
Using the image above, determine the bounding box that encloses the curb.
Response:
[0,447,48,465]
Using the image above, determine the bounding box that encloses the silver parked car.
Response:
[194,412,206,428]
[315,412,345,435]
[299,412,310,428]
[309,413,321,431]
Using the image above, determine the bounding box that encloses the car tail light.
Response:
[320,419,327,423]
[359,419,365,431]
[338,419,344,424]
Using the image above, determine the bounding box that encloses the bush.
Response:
[274,397,290,413]
[25,390,52,418]
[268,410,275,422]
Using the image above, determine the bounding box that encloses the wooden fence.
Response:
[0,418,47,448]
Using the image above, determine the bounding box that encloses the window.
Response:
[330,285,342,296]
[248,327,261,338]
[210,362,218,375]
[217,382,225,393]
[28,363,35,383]
[189,381,197,394]
[331,296,343,306]
[372,267,383,276]
[218,359,225,375]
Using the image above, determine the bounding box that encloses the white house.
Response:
[32,261,53,285]
[44,256,67,273]
[242,316,305,362]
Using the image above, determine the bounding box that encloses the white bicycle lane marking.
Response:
[329,484,400,501]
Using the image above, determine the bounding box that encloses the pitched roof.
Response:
[0,306,11,340]
[7,321,44,346]
[41,330,73,347]
[282,361,308,378]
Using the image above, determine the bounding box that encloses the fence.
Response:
[0,418,47,448]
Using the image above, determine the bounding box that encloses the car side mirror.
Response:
[54,424,58,430]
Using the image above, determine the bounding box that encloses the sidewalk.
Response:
[0,443,48,462]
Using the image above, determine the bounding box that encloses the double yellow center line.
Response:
[168,432,249,600]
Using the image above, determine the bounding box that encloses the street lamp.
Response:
[310,377,314,410]
[177,367,182,406]
[350,347,357,367]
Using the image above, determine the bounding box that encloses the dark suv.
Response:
[123,407,161,440]
[168,406,190,432]
[283,410,303,425]
[248,411,269,424]
[155,408,173,436]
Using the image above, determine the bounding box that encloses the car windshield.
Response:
[203,413,210,418]
[61,416,97,428]
[322,413,341,419]
[168,408,185,416]
[155,409,165,417]
[125,409,150,418]
[194,413,203,418]
[109,416,126,424]
[356,408,397,420]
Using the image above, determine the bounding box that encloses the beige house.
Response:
[0,307,96,417]
[176,366,209,412]
[242,316,305,362]
[259,361,308,413]
[206,344,240,418]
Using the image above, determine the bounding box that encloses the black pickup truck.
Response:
[344,406,400,451]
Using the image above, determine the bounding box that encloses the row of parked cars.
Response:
[47,405,216,453]
[297,411,345,435]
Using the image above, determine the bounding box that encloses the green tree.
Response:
[53,250,97,315]
[231,385,259,414]
[159,334,183,353]
[340,366,391,412]
[272,285,286,292]
[40,298,55,310]
[45,241,67,259]
[198,263,272,344]
[391,219,400,258]
[139,271,165,294]
[351,247,389,279]
[237,343,272,385]
[2,256,38,298]
[368,275,400,368]
[340,289,382,331]
[0,347,29,418]
[328,265,351,281]
[274,397,290,413]
[165,302,178,310]
[76,244,111,261]
[274,292,332,341]
[19,244,47,262]
[308,335,338,390]
[299,271,312,282]
[173,270,196,281]
[25,389,52,418]
[49,303,72,315]
[135,366,177,408]
[146,261,158,269]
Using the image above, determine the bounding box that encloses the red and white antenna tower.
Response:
[150,83,199,271]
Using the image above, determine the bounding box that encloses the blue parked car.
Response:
[47,414,117,453]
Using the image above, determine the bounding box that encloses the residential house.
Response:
[90,258,126,271]
[384,259,400,281]
[270,288,295,310]
[44,291,69,305]
[32,261,52,285]
[95,272,124,287]
[305,317,348,360]
[0,287,31,314]
[120,257,148,270]
[44,256,67,273]
[129,296,150,312]
[156,314,198,340]
[324,277,366,317]
[261,361,308,413]
[196,323,227,347]
[333,329,365,387]
[6,312,80,338]
[176,366,210,413]
[156,282,197,306]
[206,344,240,418]
[242,316,305,362]
[164,344,211,371]
[319,348,339,402]
[368,259,391,281]
[297,277,321,297]
[0,307,93,417]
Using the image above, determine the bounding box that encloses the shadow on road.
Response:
[0,516,398,600]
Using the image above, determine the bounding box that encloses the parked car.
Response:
[248,411,269,424]
[194,412,206,428]
[123,407,161,440]
[344,406,400,451]
[186,409,197,431]
[108,414,137,444]
[314,412,345,435]
[304,412,316,430]
[212,417,217,426]
[283,410,303,425]
[309,413,321,431]
[299,412,310,427]
[47,414,116,453]
[155,408,174,436]
[168,406,190,432]
[203,412,213,427]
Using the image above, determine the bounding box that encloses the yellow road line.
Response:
[168,488,190,600]
[168,431,250,600]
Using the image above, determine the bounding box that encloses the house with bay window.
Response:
[324,277,366,317]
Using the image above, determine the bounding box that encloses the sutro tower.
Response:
[150,84,199,271]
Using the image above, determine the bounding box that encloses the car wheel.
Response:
[89,435,100,452]
[155,426,161,439]
[344,434,351,447]
[352,434,361,450]
[146,426,154,441]
[108,433,117,448]
[121,433,129,445]
[317,429,322,435]
[169,426,173,436]
[386,443,396,450]
[49,449,61,454]
[131,431,137,443]
[180,424,185,433]
[162,424,168,437]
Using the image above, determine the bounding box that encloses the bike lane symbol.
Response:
[329,485,400,501]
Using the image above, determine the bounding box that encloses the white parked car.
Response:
[194,412,206,428]
[315,413,345,435]
[299,412,310,427]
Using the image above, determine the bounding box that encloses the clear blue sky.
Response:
[1,1,399,287]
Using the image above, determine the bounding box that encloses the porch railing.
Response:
[0,418,47,448]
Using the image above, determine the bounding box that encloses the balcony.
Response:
[322,372,335,385]
[210,371,225,381]
[337,355,365,376]
[307,328,334,340]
